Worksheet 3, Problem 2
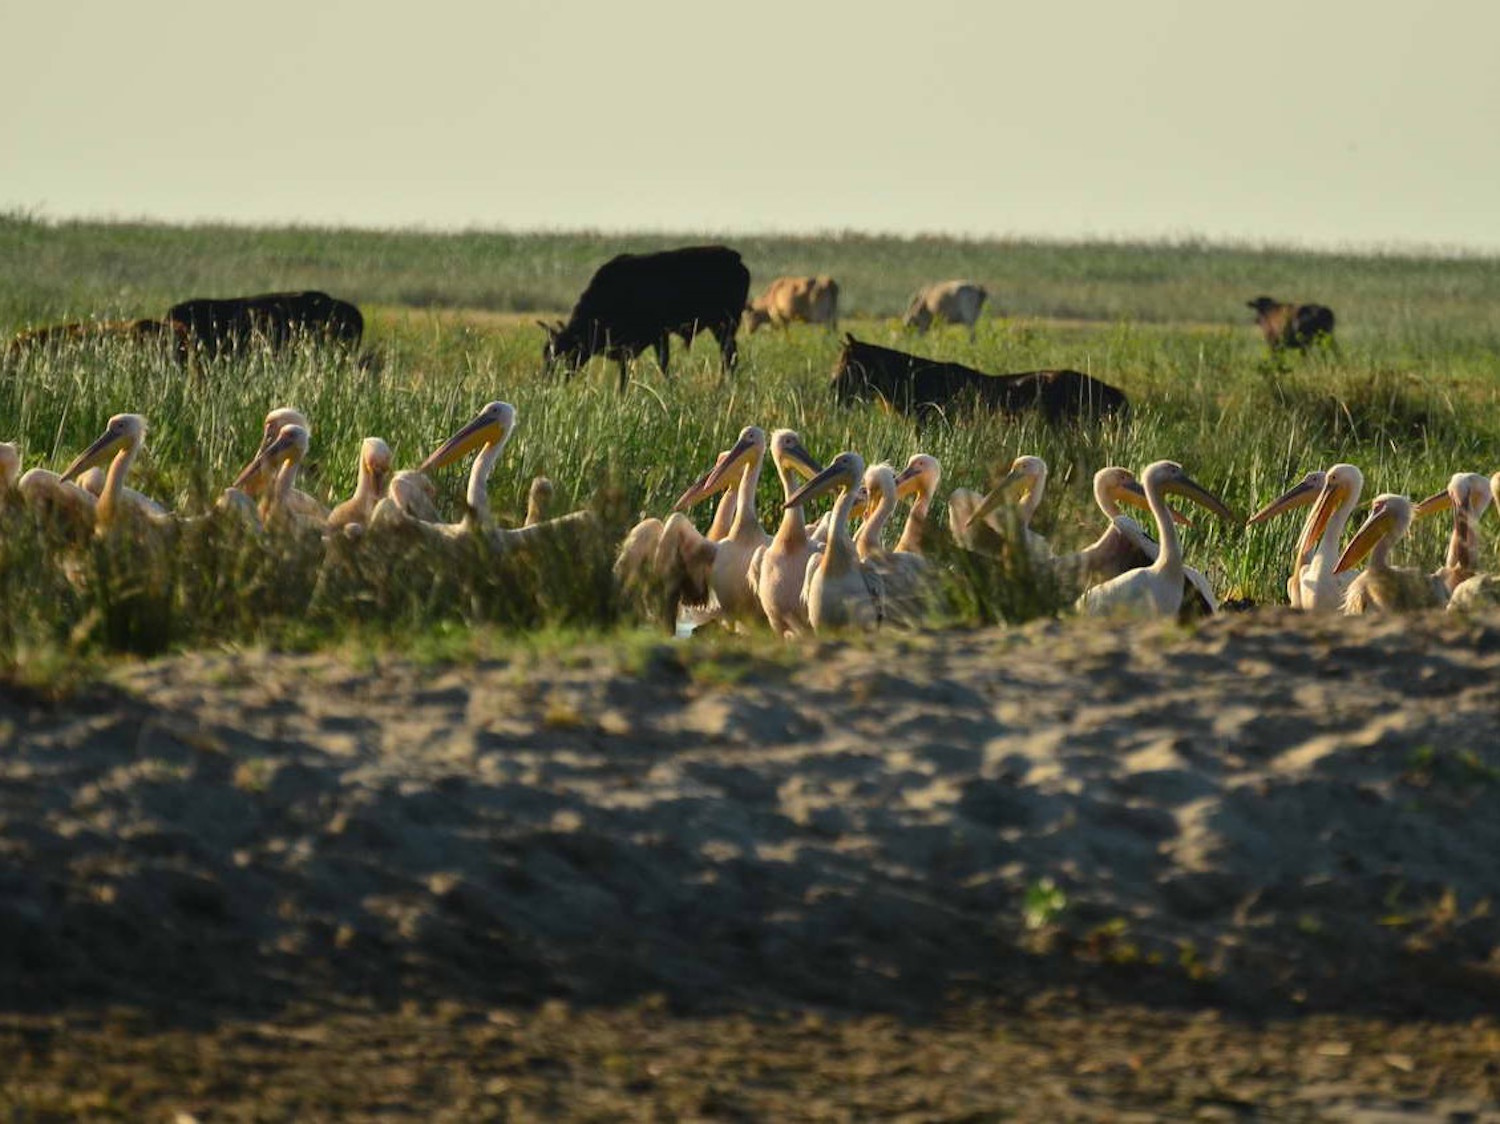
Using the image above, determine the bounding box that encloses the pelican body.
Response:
[784,451,882,632]
[1334,494,1448,613]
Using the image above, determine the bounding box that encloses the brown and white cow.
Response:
[903,280,988,339]
[743,275,839,332]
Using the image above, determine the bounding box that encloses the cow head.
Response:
[742,304,771,334]
[1246,296,1280,316]
[538,319,582,372]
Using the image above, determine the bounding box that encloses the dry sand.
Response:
[4,609,1500,1119]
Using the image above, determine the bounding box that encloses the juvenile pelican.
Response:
[0,443,19,505]
[234,423,319,534]
[525,477,554,526]
[891,453,941,556]
[327,438,394,532]
[59,414,175,537]
[745,428,823,637]
[237,407,328,521]
[1050,468,1174,588]
[856,462,932,623]
[1448,471,1500,610]
[784,451,883,632]
[959,455,1052,564]
[676,426,772,624]
[1415,473,1492,593]
[1250,464,1364,612]
[1077,461,1237,619]
[1334,494,1448,613]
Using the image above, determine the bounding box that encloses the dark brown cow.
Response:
[831,335,1129,425]
[5,318,190,365]
[1247,296,1336,352]
[167,290,364,361]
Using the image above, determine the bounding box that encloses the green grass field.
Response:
[3,211,1499,662]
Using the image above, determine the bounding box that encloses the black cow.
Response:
[167,290,364,361]
[1247,296,1336,352]
[830,335,1129,425]
[541,246,750,392]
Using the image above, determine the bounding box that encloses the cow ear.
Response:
[535,319,556,337]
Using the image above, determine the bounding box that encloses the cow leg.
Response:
[655,335,671,377]
[717,324,739,374]
[617,358,630,393]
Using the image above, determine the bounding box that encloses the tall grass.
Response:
[2,216,1497,661]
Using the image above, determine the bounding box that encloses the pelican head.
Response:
[1335,493,1413,574]
[673,426,766,511]
[1295,463,1364,563]
[1094,466,1190,525]
[1415,472,1493,521]
[769,428,822,483]
[1142,460,1240,523]
[419,401,517,474]
[362,437,393,495]
[785,450,865,510]
[0,442,19,492]
[261,407,311,451]
[61,414,147,482]
[968,455,1048,528]
[234,423,309,489]
[893,453,941,501]
[1248,469,1327,525]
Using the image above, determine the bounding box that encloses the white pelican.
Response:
[891,453,941,556]
[0,443,19,506]
[327,438,393,532]
[1047,467,1200,603]
[745,428,823,637]
[856,461,932,624]
[1077,461,1237,619]
[1413,473,1492,594]
[1448,470,1500,611]
[233,423,321,534]
[416,401,517,536]
[59,414,177,543]
[237,407,329,522]
[1249,464,1363,613]
[675,426,772,625]
[784,451,883,632]
[957,455,1052,564]
[1334,494,1448,613]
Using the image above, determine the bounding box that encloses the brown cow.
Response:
[903,280,988,339]
[5,318,190,365]
[743,275,839,332]
[1247,296,1336,352]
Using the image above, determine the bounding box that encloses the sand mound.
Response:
[3,610,1499,1021]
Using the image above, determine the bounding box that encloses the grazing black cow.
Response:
[540,246,750,392]
[167,290,364,361]
[830,335,1129,425]
[1247,296,1336,352]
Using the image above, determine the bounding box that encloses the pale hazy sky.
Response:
[6,1,1499,250]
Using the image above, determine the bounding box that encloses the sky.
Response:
[5,0,1499,251]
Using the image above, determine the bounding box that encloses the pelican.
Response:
[856,461,932,624]
[525,477,553,526]
[0,443,19,506]
[59,414,175,538]
[675,426,771,625]
[1448,470,1500,610]
[1249,464,1362,612]
[957,455,1052,564]
[784,450,883,632]
[745,428,823,637]
[237,407,329,522]
[1334,494,1448,613]
[412,400,517,534]
[326,438,394,532]
[1077,461,1237,619]
[891,453,941,556]
[233,423,321,535]
[1415,473,1492,593]
[1047,467,1191,597]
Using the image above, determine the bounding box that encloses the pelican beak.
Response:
[892,463,923,500]
[1413,490,1453,519]
[1249,474,1322,525]
[1162,473,1239,524]
[60,426,126,483]
[232,427,298,490]
[1116,479,1191,526]
[1334,504,1396,574]
[675,433,758,512]
[967,465,1029,528]
[420,411,503,474]
[782,439,822,483]
[785,460,850,510]
[1294,480,1348,566]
